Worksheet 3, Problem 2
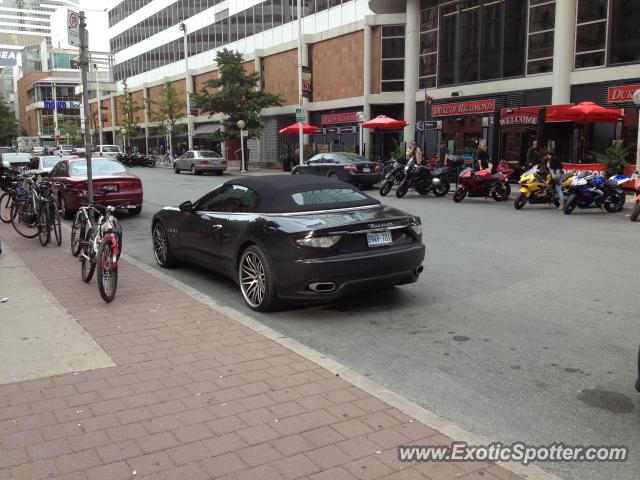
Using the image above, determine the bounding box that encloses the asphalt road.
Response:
[115,166,640,480]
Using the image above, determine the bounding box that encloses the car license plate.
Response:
[102,185,118,192]
[362,167,370,173]
[367,230,392,248]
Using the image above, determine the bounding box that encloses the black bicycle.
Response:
[9,175,62,246]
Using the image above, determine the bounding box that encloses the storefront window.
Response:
[437,0,526,87]
[574,0,607,69]
[419,4,438,89]
[381,26,405,92]
[527,0,555,75]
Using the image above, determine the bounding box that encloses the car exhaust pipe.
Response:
[308,282,336,293]
[415,265,424,275]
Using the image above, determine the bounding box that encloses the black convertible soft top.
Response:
[225,175,380,213]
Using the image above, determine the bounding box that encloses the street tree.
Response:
[192,48,282,142]
[147,81,185,156]
[0,96,20,146]
[118,79,142,151]
[60,120,82,146]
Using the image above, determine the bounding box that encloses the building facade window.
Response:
[112,0,354,80]
[574,0,640,69]
[438,0,526,87]
[527,0,555,75]
[380,25,405,92]
[419,0,438,89]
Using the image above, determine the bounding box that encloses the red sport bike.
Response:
[453,162,513,203]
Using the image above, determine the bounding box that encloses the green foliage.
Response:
[192,48,282,141]
[147,82,185,132]
[0,96,19,145]
[118,79,142,139]
[601,143,631,177]
[59,120,82,146]
[393,142,406,162]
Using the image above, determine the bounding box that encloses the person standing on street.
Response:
[547,150,565,209]
[406,141,423,165]
[525,140,541,169]
[438,141,448,167]
[476,142,491,171]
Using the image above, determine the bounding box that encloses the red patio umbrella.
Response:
[557,102,623,123]
[362,115,409,130]
[279,122,321,135]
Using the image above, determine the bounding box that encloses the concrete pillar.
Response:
[363,23,372,159]
[301,40,310,148]
[403,0,420,143]
[143,86,150,155]
[551,0,576,105]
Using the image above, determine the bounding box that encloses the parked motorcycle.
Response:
[564,171,629,215]
[514,167,574,209]
[453,163,513,203]
[395,159,451,198]
[379,160,406,196]
[117,152,156,168]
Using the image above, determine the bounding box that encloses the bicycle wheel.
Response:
[37,203,50,247]
[50,201,62,246]
[0,192,13,223]
[70,211,85,256]
[97,237,118,302]
[80,229,95,283]
[10,199,39,238]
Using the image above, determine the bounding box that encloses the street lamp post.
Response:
[237,120,246,173]
[356,111,364,156]
[179,21,194,151]
[94,63,103,146]
[297,0,304,167]
[120,127,126,153]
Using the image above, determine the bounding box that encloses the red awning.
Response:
[279,122,321,135]
[362,115,409,130]
[545,102,623,123]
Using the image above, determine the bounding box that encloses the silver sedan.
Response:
[174,150,227,175]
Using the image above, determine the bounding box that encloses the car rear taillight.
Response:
[74,182,88,191]
[374,164,381,172]
[221,161,228,165]
[131,179,142,189]
[199,160,209,165]
[296,235,342,249]
[344,165,358,173]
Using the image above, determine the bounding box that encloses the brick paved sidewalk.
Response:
[0,224,523,480]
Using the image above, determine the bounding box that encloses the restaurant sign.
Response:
[500,107,539,126]
[432,99,495,117]
[607,85,640,103]
[321,112,360,124]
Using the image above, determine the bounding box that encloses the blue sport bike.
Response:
[563,171,630,215]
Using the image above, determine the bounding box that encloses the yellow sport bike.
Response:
[514,167,574,209]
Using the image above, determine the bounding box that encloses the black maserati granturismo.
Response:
[151,175,425,311]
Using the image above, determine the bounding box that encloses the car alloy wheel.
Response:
[239,246,277,311]
[240,251,266,308]
[152,222,174,267]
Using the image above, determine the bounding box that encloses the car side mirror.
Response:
[179,200,193,213]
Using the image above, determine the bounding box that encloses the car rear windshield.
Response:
[338,153,367,163]
[42,157,61,168]
[102,146,120,152]
[197,151,221,158]
[291,188,368,206]
[70,159,127,176]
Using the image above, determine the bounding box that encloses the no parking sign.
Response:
[68,10,80,47]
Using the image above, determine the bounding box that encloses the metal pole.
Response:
[240,129,246,173]
[297,0,304,167]
[79,11,93,205]
[52,80,59,146]
[95,63,103,145]
[181,22,193,151]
